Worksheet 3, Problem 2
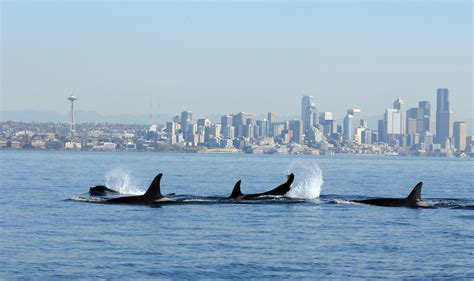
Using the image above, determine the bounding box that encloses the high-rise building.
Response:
[319,112,333,123]
[361,129,372,144]
[180,111,193,138]
[393,98,405,135]
[197,118,211,127]
[319,112,335,136]
[221,115,232,127]
[419,101,432,133]
[272,122,287,139]
[221,114,233,136]
[406,117,417,134]
[288,120,303,144]
[378,119,385,143]
[301,96,317,132]
[347,109,361,134]
[224,126,235,139]
[436,88,452,145]
[453,121,467,151]
[267,112,276,124]
[256,119,269,138]
[406,107,424,134]
[384,109,401,136]
[232,112,254,138]
[343,114,353,141]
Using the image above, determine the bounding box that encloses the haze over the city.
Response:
[1,1,472,123]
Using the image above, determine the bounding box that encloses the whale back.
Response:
[406,182,423,202]
[229,180,243,199]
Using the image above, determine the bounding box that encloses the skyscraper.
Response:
[419,101,432,133]
[436,88,452,145]
[220,114,233,136]
[406,107,424,134]
[347,109,361,134]
[288,119,303,144]
[256,119,269,138]
[267,112,276,124]
[301,96,317,133]
[393,98,405,135]
[378,119,385,143]
[453,121,467,151]
[343,114,353,141]
[180,110,193,138]
[384,109,401,136]
[232,112,253,138]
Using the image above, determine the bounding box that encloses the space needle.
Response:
[68,94,77,137]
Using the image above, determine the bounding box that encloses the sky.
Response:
[1,0,472,123]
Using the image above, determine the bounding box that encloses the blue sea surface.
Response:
[1,150,473,279]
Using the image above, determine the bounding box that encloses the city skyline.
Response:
[1,87,471,157]
[1,1,472,123]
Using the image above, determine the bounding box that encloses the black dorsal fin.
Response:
[266,173,294,196]
[229,180,243,199]
[143,173,163,200]
[406,182,423,201]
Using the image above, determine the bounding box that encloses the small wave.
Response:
[286,164,323,199]
[333,199,359,205]
[105,168,144,195]
[69,196,105,203]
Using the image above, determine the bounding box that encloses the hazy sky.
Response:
[1,1,472,122]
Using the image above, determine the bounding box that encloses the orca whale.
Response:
[353,182,430,208]
[89,185,119,196]
[89,185,176,197]
[229,173,295,199]
[105,174,172,204]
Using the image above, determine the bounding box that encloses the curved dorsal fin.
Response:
[406,182,423,201]
[260,173,295,196]
[229,180,243,199]
[143,173,163,200]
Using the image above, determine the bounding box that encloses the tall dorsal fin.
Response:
[261,173,295,196]
[287,173,295,185]
[143,173,163,200]
[406,182,423,201]
[229,180,243,199]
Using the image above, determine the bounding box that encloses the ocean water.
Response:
[1,150,473,279]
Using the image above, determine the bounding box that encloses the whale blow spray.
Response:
[286,162,323,199]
